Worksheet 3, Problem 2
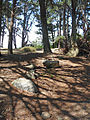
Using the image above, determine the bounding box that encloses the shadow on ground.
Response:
[0,53,90,120]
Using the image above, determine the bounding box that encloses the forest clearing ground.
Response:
[0,51,90,120]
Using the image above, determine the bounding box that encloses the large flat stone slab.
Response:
[11,78,37,93]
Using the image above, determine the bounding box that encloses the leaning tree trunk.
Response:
[8,0,17,54]
[66,0,79,57]
[39,0,51,53]
[0,0,3,56]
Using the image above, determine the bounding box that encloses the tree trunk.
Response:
[67,8,70,44]
[59,12,62,36]
[22,5,27,47]
[71,0,77,45]
[13,28,17,49]
[83,2,87,41]
[8,30,13,54]
[66,0,79,57]
[8,0,17,54]
[63,1,68,52]
[58,10,62,49]
[39,0,51,53]
[1,18,5,48]
[0,0,3,56]
[51,25,54,48]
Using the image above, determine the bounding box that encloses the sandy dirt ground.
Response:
[0,52,90,120]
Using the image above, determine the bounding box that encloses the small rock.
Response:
[25,64,35,69]
[0,115,5,120]
[57,116,63,120]
[27,70,36,79]
[27,70,39,79]
[43,60,59,68]
[0,78,3,82]
[41,112,51,119]
[30,116,36,120]
[11,78,37,93]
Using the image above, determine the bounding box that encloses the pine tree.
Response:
[8,0,17,54]
[0,0,3,56]
[39,0,51,53]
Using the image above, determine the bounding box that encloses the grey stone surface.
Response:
[41,112,51,119]
[57,116,63,120]
[0,115,5,120]
[11,78,37,93]
[25,64,35,69]
[43,60,59,68]
[26,70,36,79]
[26,70,39,79]
[30,116,36,120]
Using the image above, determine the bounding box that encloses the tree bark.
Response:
[58,10,62,49]
[13,28,17,49]
[8,0,17,54]
[63,1,68,52]
[0,0,3,56]
[22,4,27,47]
[66,0,79,57]
[59,11,62,36]
[71,0,77,44]
[39,0,51,53]
[1,18,5,48]
[67,8,70,43]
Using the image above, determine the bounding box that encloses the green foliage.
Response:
[76,33,83,45]
[54,36,66,48]
[55,36,66,43]
[35,45,43,50]
[76,33,83,40]
[20,46,36,53]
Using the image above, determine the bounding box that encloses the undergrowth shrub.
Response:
[35,45,43,50]
[20,46,36,53]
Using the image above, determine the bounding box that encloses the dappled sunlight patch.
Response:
[59,59,82,67]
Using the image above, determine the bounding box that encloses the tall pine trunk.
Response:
[13,20,17,49]
[39,0,51,53]
[22,5,26,47]
[58,11,62,49]
[59,12,62,36]
[1,18,5,48]
[8,0,17,54]
[83,1,87,41]
[66,0,79,57]
[63,1,68,52]
[0,0,3,55]
[66,8,70,46]
[71,0,76,45]
[51,25,54,48]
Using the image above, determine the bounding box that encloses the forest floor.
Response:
[0,51,90,120]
